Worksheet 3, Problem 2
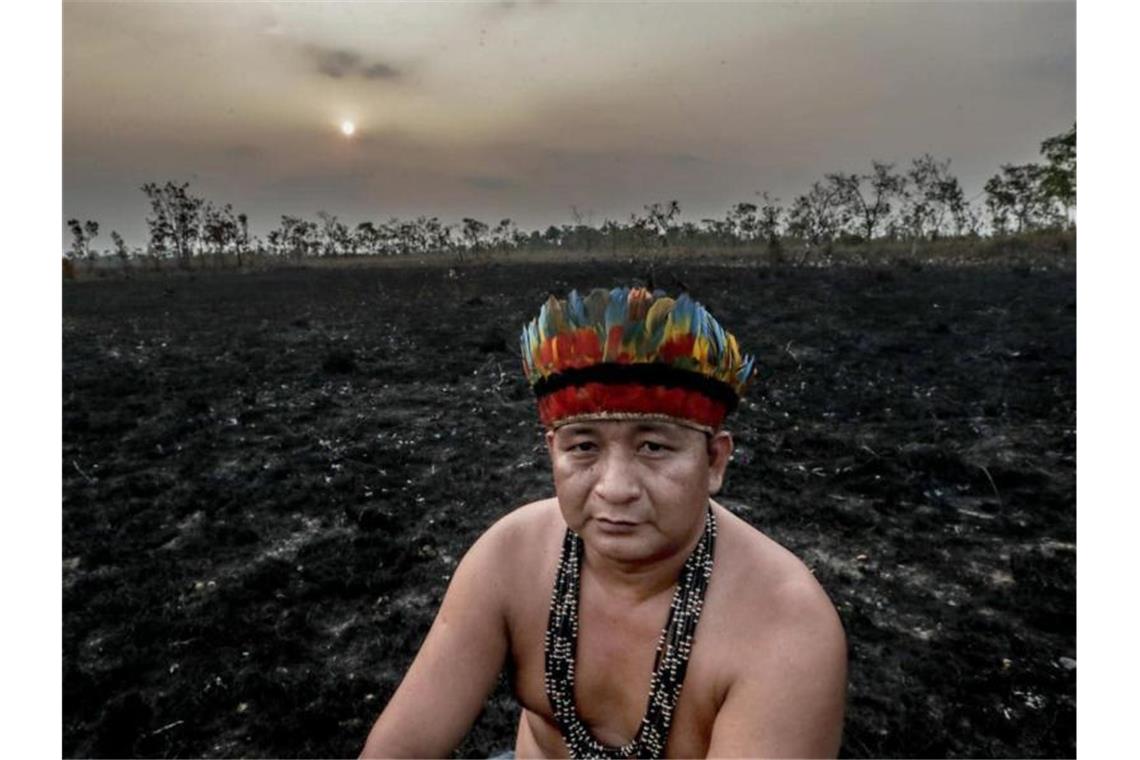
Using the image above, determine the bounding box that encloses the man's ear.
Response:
[706,430,734,495]
[545,429,555,460]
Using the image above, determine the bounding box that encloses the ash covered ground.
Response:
[63,258,1075,758]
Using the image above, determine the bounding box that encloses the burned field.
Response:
[63,258,1075,758]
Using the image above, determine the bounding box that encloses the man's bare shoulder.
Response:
[479,497,562,550]
[465,498,563,592]
[705,502,848,756]
[710,501,847,663]
[489,496,562,531]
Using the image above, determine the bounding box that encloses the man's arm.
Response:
[706,576,848,758]
[359,521,513,758]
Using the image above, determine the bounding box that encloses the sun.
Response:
[340,120,356,137]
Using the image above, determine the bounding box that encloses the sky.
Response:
[62,0,1075,250]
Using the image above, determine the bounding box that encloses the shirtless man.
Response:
[361,287,847,758]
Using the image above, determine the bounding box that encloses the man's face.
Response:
[545,419,733,563]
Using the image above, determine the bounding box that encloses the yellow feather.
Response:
[692,335,711,366]
[644,297,674,340]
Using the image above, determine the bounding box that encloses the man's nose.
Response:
[593,450,641,504]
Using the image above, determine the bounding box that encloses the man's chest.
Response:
[507,588,727,757]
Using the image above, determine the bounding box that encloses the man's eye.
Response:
[640,441,670,453]
[568,441,597,452]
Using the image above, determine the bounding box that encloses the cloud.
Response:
[308,45,401,81]
[361,61,400,80]
[314,48,360,78]
[464,175,518,191]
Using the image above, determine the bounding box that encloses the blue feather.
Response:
[669,293,696,334]
[566,289,587,328]
[736,355,756,385]
[605,287,628,334]
[709,315,727,359]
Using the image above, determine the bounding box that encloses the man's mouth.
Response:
[595,516,641,532]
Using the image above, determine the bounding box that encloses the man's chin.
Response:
[584,527,663,562]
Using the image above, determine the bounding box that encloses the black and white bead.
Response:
[543,506,717,759]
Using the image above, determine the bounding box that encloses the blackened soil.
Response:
[63,260,1075,758]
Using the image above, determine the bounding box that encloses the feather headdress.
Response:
[520,287,757,433]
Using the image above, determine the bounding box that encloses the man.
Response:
[361,287,847,758]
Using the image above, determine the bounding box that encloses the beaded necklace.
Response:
[543,505,717,759]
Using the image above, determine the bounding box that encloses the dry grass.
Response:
[65,229,1076,281]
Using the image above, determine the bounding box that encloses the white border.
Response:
[4,1,63,756]
[1077,2,1138,757]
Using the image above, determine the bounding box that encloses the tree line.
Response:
[66,123,1074,269]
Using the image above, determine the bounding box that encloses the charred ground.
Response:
[63,256,1075,758]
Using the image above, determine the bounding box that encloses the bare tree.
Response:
[202,202,240,266]
[829,161,906,241]
[354,222,380,256]
[1040,123,1076,227]
[725,202,758,244]
[787,181,847,256]
[66,219,99,260]
[491,218,517,252]
[952,201,983,238]
[110,230,129,270]
[984,164,1050,234]
[899,155,965,253]
[373,219,395,256]
[236,213,251,267]
[271,215,318,259]
[141,182,204,268]
[420,217,452,254]
[642,201,681,247]
[461,218,489,257]
[757,192,785,257]
[317,211,350,256]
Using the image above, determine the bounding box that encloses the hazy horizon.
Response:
[63,1,1075,252]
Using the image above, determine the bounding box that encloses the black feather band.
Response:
[531,362,740,413]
